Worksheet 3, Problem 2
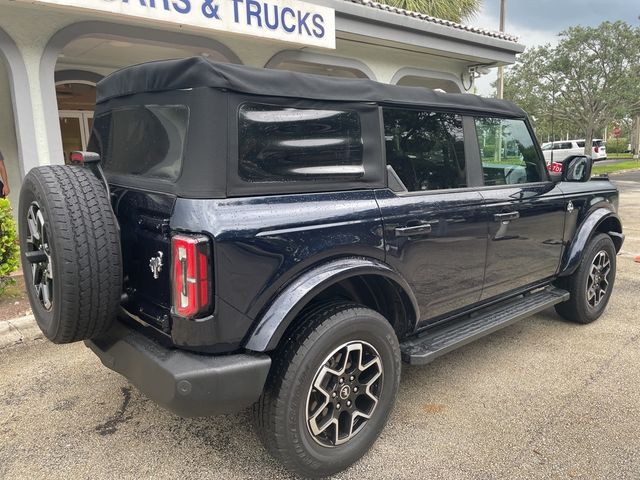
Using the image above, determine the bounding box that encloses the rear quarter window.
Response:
[90,104,189,181]
[238,103,364,182]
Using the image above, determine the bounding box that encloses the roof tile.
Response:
[345,0,520,43]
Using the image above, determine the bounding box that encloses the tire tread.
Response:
[20,165,122,343]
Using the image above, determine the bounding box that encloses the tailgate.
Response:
[112,186,176,331]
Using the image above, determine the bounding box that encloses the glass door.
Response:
[59,111,94,164]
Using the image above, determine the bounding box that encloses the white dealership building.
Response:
[0,0,523,213]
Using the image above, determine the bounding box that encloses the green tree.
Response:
[377,0,480,22]
[504,21,640,154]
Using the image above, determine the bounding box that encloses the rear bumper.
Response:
[85,321,271,417]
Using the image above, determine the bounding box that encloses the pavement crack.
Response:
[517,329,640,464]
[6,321,24,341]
[94,386,133,436]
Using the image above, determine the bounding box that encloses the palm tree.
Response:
[377,0,481,23]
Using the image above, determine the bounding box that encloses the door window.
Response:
[382,109,466,192]
[475,118,544,186]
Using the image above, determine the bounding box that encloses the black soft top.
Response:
[96,57,525,118]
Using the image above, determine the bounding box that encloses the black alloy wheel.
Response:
[306,340,383,447]
[253,302,401,478]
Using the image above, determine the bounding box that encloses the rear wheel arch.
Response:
[243,257,419,352]
[304,274,416,338]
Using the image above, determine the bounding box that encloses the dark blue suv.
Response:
[19,58,624,478]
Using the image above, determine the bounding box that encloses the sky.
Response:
[471,0,640,95]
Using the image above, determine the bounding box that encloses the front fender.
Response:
[243,257,419,352]
[559,208,622,277]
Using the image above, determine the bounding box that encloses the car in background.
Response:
[541,139,606,163]
[578,139,607,160]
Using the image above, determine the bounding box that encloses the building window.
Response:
[56,82,97,164]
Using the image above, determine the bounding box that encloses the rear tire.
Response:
[19,165,122,343]
[253,302,401,478]
[555,233,616,324]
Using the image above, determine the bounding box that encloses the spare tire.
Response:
[19,165,122,343]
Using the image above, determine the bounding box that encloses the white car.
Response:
[583,139,607,160]
[541,139,607,163]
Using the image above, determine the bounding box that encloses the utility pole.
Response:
[631,115,640,161]
[496,0,506,99]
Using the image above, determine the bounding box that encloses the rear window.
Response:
[238,103,364,182]
[593,140,604,147]
[90,105,189,181]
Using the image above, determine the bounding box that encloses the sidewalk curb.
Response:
[0,315,42,349]
[606,168,640,176]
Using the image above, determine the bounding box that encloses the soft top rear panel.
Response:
[96,57,526,118]
[94,87,228,199]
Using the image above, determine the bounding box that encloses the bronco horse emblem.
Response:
[149,251,164,279]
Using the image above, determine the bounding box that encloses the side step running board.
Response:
[400,287,569,365]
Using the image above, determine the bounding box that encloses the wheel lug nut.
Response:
[346,400,351,407]
[339,378,344,384]
[349,375,355,381]
[336,403,341,409]
[332,392,337,398]
[353,387,358,392]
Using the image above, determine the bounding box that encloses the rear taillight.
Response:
[171,234,212,318]
[594,146,599,153]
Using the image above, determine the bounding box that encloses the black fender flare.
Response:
[243,257,419,352]
[559,208,623,277]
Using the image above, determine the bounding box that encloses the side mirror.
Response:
[561,155,592,182]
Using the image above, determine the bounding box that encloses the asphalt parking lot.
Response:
[1,172,639,480]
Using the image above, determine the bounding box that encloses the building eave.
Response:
[311,0,526,65]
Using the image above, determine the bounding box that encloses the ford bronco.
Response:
[19,58,623,478]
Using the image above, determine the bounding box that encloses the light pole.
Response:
[496,0,506,99]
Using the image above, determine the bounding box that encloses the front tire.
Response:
[253,302,401,478]
[555,233,616,324]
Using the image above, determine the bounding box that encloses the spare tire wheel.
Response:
[19,165,122,343]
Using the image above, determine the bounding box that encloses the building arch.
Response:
[265,50,377,81]
[40,21,242,164]
[0,27,39,176]
[391,67,463,93]
[55,70,104,86]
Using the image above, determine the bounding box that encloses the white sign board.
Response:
[18,0,336,49]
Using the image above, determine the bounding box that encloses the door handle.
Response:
[493,211,520,222]
[395,224,432,237]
